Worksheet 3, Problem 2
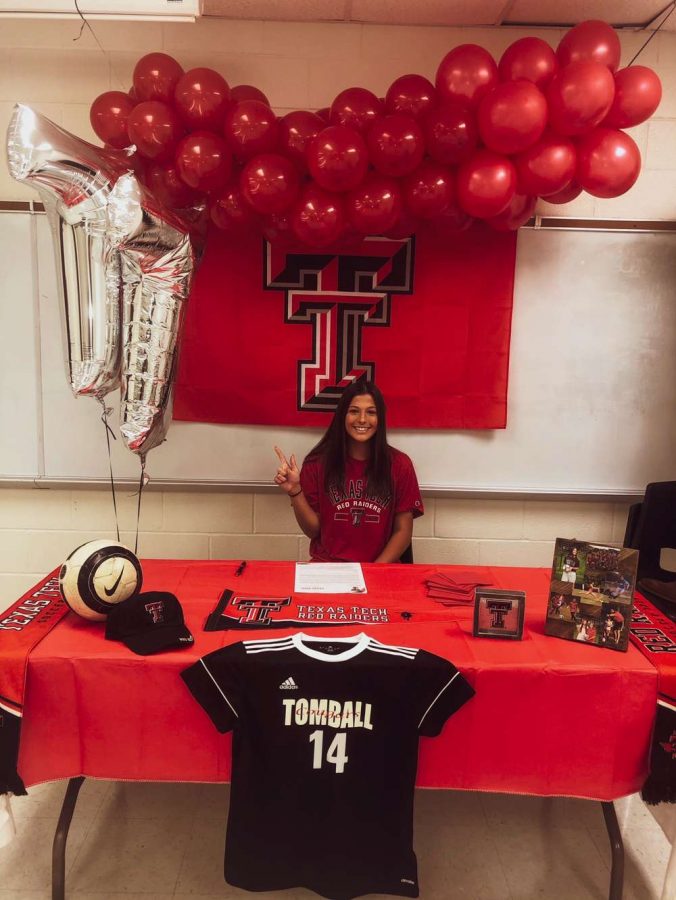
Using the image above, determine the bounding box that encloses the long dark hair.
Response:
[306,381,392,499]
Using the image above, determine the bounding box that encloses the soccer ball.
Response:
[59,540,143,621]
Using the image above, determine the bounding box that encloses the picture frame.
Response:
[473,589,525,640]
[544,538,639,653]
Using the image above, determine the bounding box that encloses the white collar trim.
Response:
[291,631,370,662]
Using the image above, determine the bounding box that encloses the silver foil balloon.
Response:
[6,104,133,398]
[107,173,196,457]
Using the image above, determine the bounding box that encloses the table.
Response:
[16,561,659,899]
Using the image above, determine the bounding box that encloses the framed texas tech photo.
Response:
[473,589,525,640]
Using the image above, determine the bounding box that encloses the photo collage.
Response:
[544,539,639,652]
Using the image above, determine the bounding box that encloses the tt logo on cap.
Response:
[145,601,165,624]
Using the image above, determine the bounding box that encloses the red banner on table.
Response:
[174,223,517,429]
[0,570,67,794]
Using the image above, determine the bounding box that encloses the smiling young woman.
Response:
[273,381,423,563]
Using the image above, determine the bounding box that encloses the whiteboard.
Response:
[2,209,675,495]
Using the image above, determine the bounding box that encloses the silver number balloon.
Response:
[107,173,196,457]
[6,104,132,398]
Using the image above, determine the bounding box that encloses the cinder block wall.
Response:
[0,487,632,603]
[1,17,674,604]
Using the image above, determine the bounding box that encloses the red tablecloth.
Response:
[18,561,657,800]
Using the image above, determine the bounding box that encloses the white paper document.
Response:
[294,562,367,594]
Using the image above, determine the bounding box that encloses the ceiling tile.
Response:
[351,0,506,26]
[507,0,666,27]
[203,0,347,22]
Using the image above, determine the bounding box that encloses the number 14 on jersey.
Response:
[309,730,349,773]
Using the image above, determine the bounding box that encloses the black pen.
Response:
[234,560,247,577]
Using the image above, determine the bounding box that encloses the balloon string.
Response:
[134,455,148,557]
[99,398,121,543]
[628,1,675,66]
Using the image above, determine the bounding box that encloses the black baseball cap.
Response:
[105,591,194,655]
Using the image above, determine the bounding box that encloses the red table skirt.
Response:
[18,561,657,800]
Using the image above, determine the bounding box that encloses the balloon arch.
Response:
[6,19,663,460]
[91,20,661,245]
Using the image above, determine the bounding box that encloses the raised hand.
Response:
[273,446,301,495]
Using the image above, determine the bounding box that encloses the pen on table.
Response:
[234,560,247,577]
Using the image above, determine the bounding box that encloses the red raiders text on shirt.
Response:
[174,223,517,429]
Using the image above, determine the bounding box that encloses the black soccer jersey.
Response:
[181,632,474,900]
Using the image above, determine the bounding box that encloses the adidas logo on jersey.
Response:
[279,677,298,690]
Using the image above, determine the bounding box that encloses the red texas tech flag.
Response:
[174,223,517,429]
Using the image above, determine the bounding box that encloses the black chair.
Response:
[625,482,676,581]
[399,543,414,564]
[623,502,643,549]
[624,481,676,619]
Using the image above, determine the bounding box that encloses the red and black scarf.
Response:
[629,593,676,804]
[0,570,68,795]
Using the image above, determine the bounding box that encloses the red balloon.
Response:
[498,37,558,90]
[457,150,517,218]
[346,174,402,235]
[261,211,296,244]
[486,193,537,231]
[558,20,621,72]
[543,180,583,204]
[547,61,616,136]
[230,84,270,106]
[307,126,368,192]
[330,87,383,134]
[403,160,454,219]
[478,81,547,155]
[223,100,279,161]
[279,111,325,170]
[384,211,420,239]
[133,52,184,104]
[576,128,641,198]
[175,131,233,193]
[423,101,478,165]
[240,153,300,215]
[90,91,134,149]
[515,132,576,196]
[385,74,437,120]
[436,44,498,108]
[146,160,199,209]
[435,199,474,234]
[127,101,184,162]
[210,178,261,231]
[291,183,346,248]
[174,67,230,131]
[121,149,147,181]
[603,66,663,128]
[367,114,425,177]
[316,107,331,123]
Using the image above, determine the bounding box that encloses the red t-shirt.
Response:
[300,447,424,562]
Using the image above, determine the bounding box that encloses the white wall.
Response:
[1,16,674,602]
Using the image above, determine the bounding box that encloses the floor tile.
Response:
[416,787,488,824]
[0,816,88,891]
[67,816,189,894]
[11,777,111,827]
[589,795,671,900]
[0,891,51,899]
[481,791,602,832]
[490,822,610,900]
[414,791,509,898]
[99,780,202,821]
[184,782,230,820]
[67,895,177,899]
[1,787,671,899]
[173,815,227,895]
